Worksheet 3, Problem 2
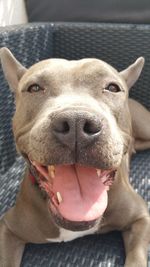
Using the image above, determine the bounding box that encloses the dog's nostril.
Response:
[83,121,100,135]
[55,120,70,134]
[62,121,70,133]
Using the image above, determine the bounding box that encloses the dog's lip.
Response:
[29,159,116,226]
[48,199,99,231]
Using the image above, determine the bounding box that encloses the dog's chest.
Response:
[46,224,98,243]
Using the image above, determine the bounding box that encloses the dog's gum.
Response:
[32,161,49,180]
[101,175,107,183]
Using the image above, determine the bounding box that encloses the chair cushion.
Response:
[25,0,150,23]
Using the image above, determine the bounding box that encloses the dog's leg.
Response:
[134,139,150,151]
[0,218,25,267]
[122,216,150,267]
[129,99,150,151]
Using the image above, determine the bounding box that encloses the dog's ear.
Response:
[0,47,27,92]
[120,57,145,89]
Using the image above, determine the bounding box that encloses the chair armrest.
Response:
[0,23,54,172]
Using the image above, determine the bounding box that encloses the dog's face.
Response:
[14,59,130,167]
[0,48,144,231]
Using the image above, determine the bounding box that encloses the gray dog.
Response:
[0,48,150,267]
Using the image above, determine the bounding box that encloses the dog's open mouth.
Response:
[30,161,116,229]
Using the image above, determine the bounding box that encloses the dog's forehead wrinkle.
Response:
[71,61,120,87]
[20,58,122,88]
[20,68,58,88]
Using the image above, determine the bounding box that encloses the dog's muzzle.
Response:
[26,110,120,231]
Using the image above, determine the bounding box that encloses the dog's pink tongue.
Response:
[52,165,108,222]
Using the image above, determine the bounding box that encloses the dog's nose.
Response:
[52,112,101,149]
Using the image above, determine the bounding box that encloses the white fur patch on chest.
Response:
[46,224,98,243]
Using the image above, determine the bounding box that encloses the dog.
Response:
[0,47,150,267]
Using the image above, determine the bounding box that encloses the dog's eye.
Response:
[105,83,121,93]
[27,84,44,93]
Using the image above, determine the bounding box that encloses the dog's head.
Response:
[0,48,144,231]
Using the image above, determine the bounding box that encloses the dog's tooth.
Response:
[48,165,55,178]
[50,165,55,171]
[56,192,62,204]
[96,169,101,177]
[51,170,55,179]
